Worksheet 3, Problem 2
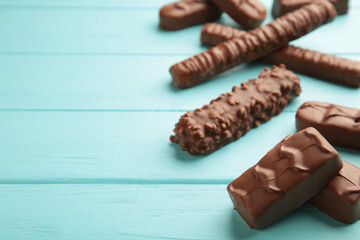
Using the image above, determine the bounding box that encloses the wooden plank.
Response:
[0,184,359,240]
[0,55,358,111]
[0,111,358,182]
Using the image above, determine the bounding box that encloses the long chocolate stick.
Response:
[201,23,360,87]
[170,65,301,155]
[170,1,337,89]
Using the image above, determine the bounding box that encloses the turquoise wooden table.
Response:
[0,0,359,239]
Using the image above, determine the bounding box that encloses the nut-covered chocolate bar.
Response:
[309,160,360,224]
[272,0,348,18]
[201,23,360,88]
[211,0,266,29]
[159,0,221,31]
[171,1,336,89]
[296,101,360,150]
[170,65,301,155]
[228,127,343,229]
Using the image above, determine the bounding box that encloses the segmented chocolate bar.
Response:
[170,1,336,89]
[170,65,301,155]
[211,0,266,29]
[159,0,221,31]
[296,101,360,150]
[201,23,360,88]
[309,161,360,224]
[228,127,343,229]
[272,0,348,18]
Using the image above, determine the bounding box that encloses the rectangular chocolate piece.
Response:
[159,0,221,31]
[272,0,348,18]
[201,23,360,88]
[211,0,266,29]
[228,127,343,229]
[170,1,336,89]
[309,161,360,224]
[296,101,360,150]
[170,65,301,155]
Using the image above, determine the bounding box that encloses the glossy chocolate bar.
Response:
[159,0,221,31]
[296,101,360,150]
[309,161,360,224]
[228,127,343,229]
[170,1,336,89]
[211,0,266,29]
[272,0,348,18]
[170,65,301,155]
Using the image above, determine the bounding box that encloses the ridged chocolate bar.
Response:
[296,101,360,150]
[228,127,343,229]
[201,23,360,88]
[159,0,221,31]
[170,1,336,89]
[309,160,360,224]
[272,0,348,18]
[170,65,301,155]
[211,0,266,29]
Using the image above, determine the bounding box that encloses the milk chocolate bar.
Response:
[170,65,301,155]
[211,0,266,29]
[159,0,221,31]
[228,127,343,229]
[170,1,336,89]
[296,101,360,150]
[201,23,360,88]
[309,161,360,224]
[272,0,348,18]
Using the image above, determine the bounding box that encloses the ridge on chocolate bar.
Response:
[159,0,221,31]
[228,127,343,229]
[272,0,348,18]
[170,65,301,155]
[309,160,360,224]
[170,1,337,89]
[296,101,360,150]
[201,23,360,88]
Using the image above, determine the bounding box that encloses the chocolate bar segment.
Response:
[211,0,266,29]
[228,127,343,229]
[201,23,360,88]
[170,65,301,155]
[296,101,360,150]
[159,0,221,31]
[171,1,336,89]
[309,161,360,224]
[272,0,348,18]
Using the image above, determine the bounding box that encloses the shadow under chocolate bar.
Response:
[201,23,360,88]
[159,0,221,31]
[228,127,343,229]
[170,65,301,155]
[170,1,337,89]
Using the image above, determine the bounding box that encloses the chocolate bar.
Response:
[309,160,360,224]
[159,0,221,31]
[170,65,301,155]
[272,0,348,18]
[296,101,360,150]
[211,0,266,29]
[201,23,360,88]
[228,127,343,229]
[170,1,336,89]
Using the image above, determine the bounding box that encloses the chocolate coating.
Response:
[170,65,301,155]
[309,161,360,224]
[211,0,266,29]
[201,23,360,88]
[171,1,336,89]
[228,127,343,229]
[159,0,221,31]
[296,101,360,150]
[272,0,348,18]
